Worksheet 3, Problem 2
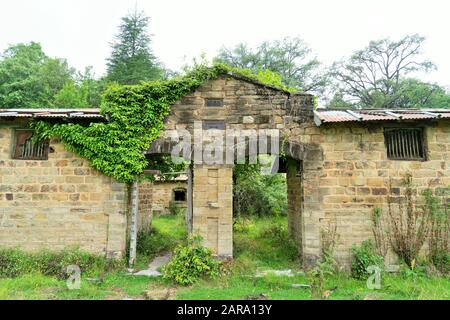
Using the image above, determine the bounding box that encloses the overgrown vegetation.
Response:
[371,208,389,258]
[425,187,449,274]
[135,214,187,269]
[386,174,432,268]
[307,220,340,300]
[162,236,220,286]
[0,248,121,279]
[373,174,450,273]
[351,240,384,280]
[233,162,287,218]
[0,216,448,300]
[233,216,299,271]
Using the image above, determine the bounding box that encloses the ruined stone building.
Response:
[1,70,450,266]
[151,175,188,216]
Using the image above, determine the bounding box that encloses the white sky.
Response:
[1,0,449,87]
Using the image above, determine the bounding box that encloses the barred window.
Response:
[205,98,224,108]
[384,128,425,161]
[12,130,50,160]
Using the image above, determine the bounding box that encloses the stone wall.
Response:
[0,125,128,258]
[287,119,450,267]
[152,181,188,215]
[137,182,153,233]
[286,158,303,253]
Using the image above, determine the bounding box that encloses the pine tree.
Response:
[106,10,163,84]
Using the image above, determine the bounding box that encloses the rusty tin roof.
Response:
[0,109,104,120]
[314,109,450,126]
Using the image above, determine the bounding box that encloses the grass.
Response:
[233,215,300,270]
[0,214,448,300]
[134,213,187,270]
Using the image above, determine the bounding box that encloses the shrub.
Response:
[307,221,340,300]
[426,187,450,274]
[162,236,220,286]
[320,220,340,267]
[386,174,432,268]
[0,248,122,279]
[371,208,388,258]
[351,240,384,279]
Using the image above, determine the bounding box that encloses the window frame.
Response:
[12,129,50,161]
[383,127,427,161]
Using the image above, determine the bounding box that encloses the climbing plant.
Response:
[31,64,297,183]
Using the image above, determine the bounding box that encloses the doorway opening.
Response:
[232,155,303,269]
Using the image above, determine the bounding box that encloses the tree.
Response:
[214,37,328,94]
[106,9,163,84]
[53,68,105,109]
[329,34,436,108]
[393,79,450,109]
[0,42,74,108]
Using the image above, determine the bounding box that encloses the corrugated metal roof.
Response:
[0,109,104,120]
[314,109,450,126]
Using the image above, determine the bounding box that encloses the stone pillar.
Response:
[286,158,303,254]
[192,165,233,257]
[301,145,325,268]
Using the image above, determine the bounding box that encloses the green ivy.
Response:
[31,64,297,183]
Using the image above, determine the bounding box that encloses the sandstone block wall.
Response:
[287,120,450,267]
[0,126,128,258]
[151,181,188,215]
[137,182,153,233]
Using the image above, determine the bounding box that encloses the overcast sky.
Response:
[1,0,449,87]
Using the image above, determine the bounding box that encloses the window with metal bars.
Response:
[384,128,425,161]
[12,130,50,160]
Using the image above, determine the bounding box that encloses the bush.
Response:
[0,248,122,279]
[307,223,339,300]
[386,174,432,268]
[162,236,220,286]
[351,240,384,279]
[426,187,450,274]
